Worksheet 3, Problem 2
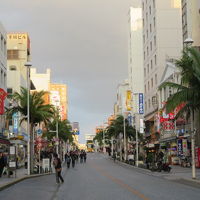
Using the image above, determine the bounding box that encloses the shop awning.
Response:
[159,136,176,143]
[0,138,10,145]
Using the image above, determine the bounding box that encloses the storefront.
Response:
[0,137,10,153]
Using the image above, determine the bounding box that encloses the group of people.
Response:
[53,150,87,184]
[64,150,87,169]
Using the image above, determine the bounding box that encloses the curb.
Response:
[0,172,52,191]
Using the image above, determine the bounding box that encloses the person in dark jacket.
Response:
[65,153,71,168]
[53,153,64,184]
[70,151,76,168]
[0,153,5,177]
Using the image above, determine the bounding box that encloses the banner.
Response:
[177,139,183,156]
[12,112,19,134]
[0,88,7,115]
[126,90,132,111]
[138,93,144,114]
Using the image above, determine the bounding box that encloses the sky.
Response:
[0,0,140,143]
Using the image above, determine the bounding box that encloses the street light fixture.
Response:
[25,62,32,175]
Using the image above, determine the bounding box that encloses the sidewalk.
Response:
[0,167,51,191]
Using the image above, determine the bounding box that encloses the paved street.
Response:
[0,153,200,200]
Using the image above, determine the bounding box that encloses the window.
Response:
[150,24,152,32]
[146,12,148,23]
[155,54,157,65]
[143,34,145,43]
[147,30,148,38]
[7,50,19,60]
[144,51,146,60]
[153,0,155,8]
[147,64,149,74]
[145,101,147,111]
[9,65,17,71]
[150,41,152,51]
[148,81,150,90]
[154,17,156,27]
[151,59,153,69]
[147,46,149,56]
[155,74,157,85]
[148,99,151,109]
[145,85,147,93]
[154,35,156,46]
[149,6,151,15]
[151,78,153,87]
[144,68,146,77]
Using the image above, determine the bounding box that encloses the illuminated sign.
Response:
[138,93,144,114]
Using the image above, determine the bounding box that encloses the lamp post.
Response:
[25,62,32,175]
[184,38,196,179]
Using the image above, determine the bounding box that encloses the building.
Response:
[7,33,30,94]
[182,0,200,47]
[128,6,144,132]
[115,79,130,116]
[30,68,51,104]
[50,83,68,120]
[142,0,183,139]
[0,22,9,151]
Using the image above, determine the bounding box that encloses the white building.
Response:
[142,0,183,136]
[128,6,144,132]
[182,0,200,47]
[0,22,7,136]
[115,79,130,116]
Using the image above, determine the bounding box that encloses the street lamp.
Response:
[184,38,196,179]
[25,62,32,175]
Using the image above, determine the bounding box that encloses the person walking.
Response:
[0,153,5,177]
[70,151,76,168]
[53,153,64,184]
[83,151,87,163]
[65,153,71,168]
[113,150,116,162]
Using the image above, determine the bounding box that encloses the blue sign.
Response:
[177,139,183,156]
[37,129,42,135]
[12,112,18,134]
[72,129,80,135]
[127,113,132,126]
[139,93,144,114]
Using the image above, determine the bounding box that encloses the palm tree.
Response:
[159,47,200,178]
[7,87,55,173]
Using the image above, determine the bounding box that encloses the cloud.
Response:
[0,0,140,143]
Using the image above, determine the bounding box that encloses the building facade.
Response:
[142,0,183,139]
[0,22,8,149]
[7,33,30,94]
[128,6,144,132]
[182,0,200,47]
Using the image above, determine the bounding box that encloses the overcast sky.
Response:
[0,0,140,143]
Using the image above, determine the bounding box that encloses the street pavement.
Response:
[0,153,200,200]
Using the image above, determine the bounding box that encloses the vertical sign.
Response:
[12,112,18,134]
[177,139,183,156]
[138,93,144,114]
[126,90,132,111]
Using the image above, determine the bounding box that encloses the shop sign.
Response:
[138,93,144,114]
[177,139,183,156]
[0,88,7,115]
[126,90,132,111]
[12,112,19,134]
[182,139,187,154]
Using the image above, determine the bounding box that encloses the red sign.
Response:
[162,122,175,130]
[0,88,7,115]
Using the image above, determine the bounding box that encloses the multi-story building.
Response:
[182,0,200,47]
[50,83,68,120]
[0,22,8,148]
[128,6,144,132]
[142,0,183,139]
[115,79,130,116]
[30,68,51,104]
[7,33,30,94]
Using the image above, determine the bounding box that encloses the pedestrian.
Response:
[0,153,5,177]
[53,153,64,184]
[80,151,83,163]
[113,150,116,162]
[66,153,71,168]
[70,151,76,168]
[83,151,87,163]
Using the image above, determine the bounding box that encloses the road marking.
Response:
[91,164,150,200]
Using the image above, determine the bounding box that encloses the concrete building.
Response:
[182,0,200,47]
[142,0,183,138]
[7,33,30,94]
[115,79,130,116]
[0,22,7,139]
[50,83,68,120]
[128,6,144,132]
[30,68,51,104]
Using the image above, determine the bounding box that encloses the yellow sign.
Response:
[126,90,132,111]
[8,34,27,40]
